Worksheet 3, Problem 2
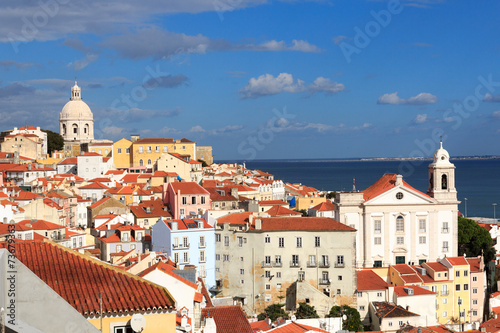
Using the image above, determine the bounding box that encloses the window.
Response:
[337,289,341,295]
[126,148,130,154]
[373,260,382,267]
[265,256,271,265]
[464,270,468,277]
[357,292,363,297]
[397,236,404,245]
[114,326,133,333]
[174,252,179,263]
[182,197,187,205]
[292,255,299,266]
[240,269,244,275]
[464,284,469,291]
[314,236,320,247]
[147,146,152,153]
[147,159,152,165]
[277,283,282,289]
[377,292,383,297]
[223,254,229,261]
[139,159,143,167]
[240,257,244,261]
[183,252,189,263]
[173,237,179,247]
[473,310,478,316]
[224,236,229,246]
[265,271,271,278]
[374,237,381,245]
[296,237,302,247]
[240,280,244,284]
[117,148,122,154]
[155,146,160,152]
[473,276,477,282]
[419,236,426,244]
[183,237,188,247]
[191,196,196,204]
[163,146,168,153]
[180,208,185,215]
[238,237,243,247]
[388,322,393,327]
[276,272,281,278]
[431,285,437,292]
[443,311,447,318]
[321,255,329,267]
[442,298,447,304]
[279,237,284,248]
[265,284,271,290]
[201,196,206,204]
[199,236,205,247]
[396,192,404,200]
[215,254,220,261]
[308,255,316,266]
[322,271,329,283]
[265,236,271,243]
[275,255,282,265]
[374,219,381,233]
[442,241,449,252]
[456,270,460,277]
[473,299,478,305]
[442,222,449,233]
[200,250,206,262]
[215,234,221,242]
[139,146,143,153]
[396,215,404,232]
[338,275,342,281]
[419,219,426,233]
[336,255,344,267]
[359,306,365,311]
[456,284,460,291]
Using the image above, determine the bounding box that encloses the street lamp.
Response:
[493,203,497,220]
[464,198,468,218]
[458,297,462,331]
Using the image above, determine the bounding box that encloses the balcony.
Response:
[307,261,317,268]
[262,261,273,268]
[199,242,206,248]
[441,290,449,296]
[273,262,283,267]
[442,247,449,252]
[290,261,300,268]
[173,243,190,249]
[319,261,330,268]
[442,228,449,233]
[319,279,331,285]
[335,262,345,268]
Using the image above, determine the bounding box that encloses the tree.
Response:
[328,305,363,332]
[42,129,64,155]
[326,191,337,200]
[295,209,308,217]
[257,303,288,322]
[197,159,208,167]
[295,302,319,319]
[458,216,495,264]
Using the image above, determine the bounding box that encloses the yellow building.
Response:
[89,142,113,157]
[296,196,326,211]
[440,256,471,324]
[131,137,196,168]
[112,138,133,169]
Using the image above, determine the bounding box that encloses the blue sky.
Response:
[1,0,500,160]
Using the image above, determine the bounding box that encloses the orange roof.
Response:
[201,305,252,333]
[16,190,42,200]
[58,157,77,165]
[392,264,417,275]
[129,199,172,219]
[466,258,483,272]
[139,261,197,289]
[217,212,254,225]
[79,181,110,190]
[357,270,389,291]
[362,173,431,202]
[311,200,336,211]
[401,275,424,284]
[259,200,288,206]
[394,285,436,296]
[80,152,101,156]
[89,196,111,209]
[250,320,272,332]
[134,138,174,144]
[0,241,175,315]
[266,205,301,216]
[121,174,140,183]
[16,219,64,231]
[105,170,126,175]
[445,256,468,266]
[257,217,356,232]
[267,322,328,333]
[423,262,448,272]
[170,182,209,195]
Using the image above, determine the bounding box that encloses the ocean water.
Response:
[238,159,500,219]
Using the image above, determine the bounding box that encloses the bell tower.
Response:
[427,140,457,202]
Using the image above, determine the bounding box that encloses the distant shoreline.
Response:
[217,155,500,164]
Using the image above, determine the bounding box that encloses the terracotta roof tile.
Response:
[170,182,209,195]
[357,270,389,291]
[201,305,252,333]
[259,200,288,206]
[266,205,302,216]
[267,322,328,332]
[362,173,431,202]
[445,256,468,266]
[372,301,420,318]
[0,241,175,315]
[310,200,336,211]
[257,217,356,232]
[394,285,436,296]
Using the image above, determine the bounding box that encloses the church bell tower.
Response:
[427,140,457,202]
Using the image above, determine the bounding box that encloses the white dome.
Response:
[60,99,93,120]
[432,142,453,166]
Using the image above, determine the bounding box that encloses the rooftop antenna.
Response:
[352,177,356,192]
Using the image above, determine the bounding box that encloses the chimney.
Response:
[249,214,254,225]
[255,218,262,230]
[231,187,239,199]
[395,174,403,186]
[28,164,32,171]
[130,135,140,142]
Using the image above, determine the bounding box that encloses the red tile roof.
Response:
[129,199,172,219]
[394,285,436,296]
[80,152,102,156]
[0,241,175,315]
[139,262,197,289]
[217,212,254,225]
[259,200,288,206]
[250,320,272,332]
[121,174,140,183]
[267,322,328,332]
[362,173,431,202]
[266,205,302,216]
[16,219,64,230]
[310,200,336,211]
[357,270,389,291]
[401,275,424,284]
[372,301,420,318]
[201,305,252,333]
[135,138,174,144]
[16,190,42,200]
[257,217,356,232]
[466,258,483,272]
[58,157,77,165]
[445,256,468,266]
[170,182,209,195]
[423,262,448,272]
[89,196,111,209]
[392,264,417,275]
[480,317,500,333]
[78,181,110,190]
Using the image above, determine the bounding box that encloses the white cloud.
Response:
[413,114,428,124]
[332,35,349,45]
[377,92,438,105]
[240,73,345,99]
[491,110,500,119]
[483,93,500,103]
[190,125,205,133]
[161,127,181,134]
[68,54,99,71]
[102,126,125,136]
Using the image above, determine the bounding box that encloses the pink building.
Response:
[164,182,211,219]
[467,256,486,323]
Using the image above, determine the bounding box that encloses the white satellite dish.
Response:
[130,313,147,332]
[291,315,297,322]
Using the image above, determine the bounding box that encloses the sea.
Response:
[219,159,500,219]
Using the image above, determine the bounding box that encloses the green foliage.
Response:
[197,159,208,167]
[328,305,363,332]
[295,209,308,217]
[42,129,64,155]
[295,302,319,319]
[258,303,288,322]
[326,191,337,200]
[458,216,495,264]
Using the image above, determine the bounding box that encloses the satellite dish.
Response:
[130,313,146,332]
[291,315,296,322]
[342,314,347,321]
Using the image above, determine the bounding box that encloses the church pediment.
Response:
[364,186,436,206]
[392,247,408,254]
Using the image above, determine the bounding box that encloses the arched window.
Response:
[147,159,152,165]
[441,174,448,190]
[72,123,78,134]
[62,124,66,135]
[139,159,143,166]
[396,215,404,232]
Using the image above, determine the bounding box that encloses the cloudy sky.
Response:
[1,0,500,160]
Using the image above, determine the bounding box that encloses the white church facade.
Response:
[335,142,459,268]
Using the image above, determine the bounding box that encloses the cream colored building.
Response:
[1,133,44,160]
[155,153,202,183]
[214,213,356,316]
[335,143,459,268]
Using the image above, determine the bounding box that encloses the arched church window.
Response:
[147,159,152,165]
[84,123,89,135]
[72,124,78,134]
[429,173,433,189]
[441,174,448,190]
[396,215,404,232]
[139,159,143,166]
[62,124,66,135]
